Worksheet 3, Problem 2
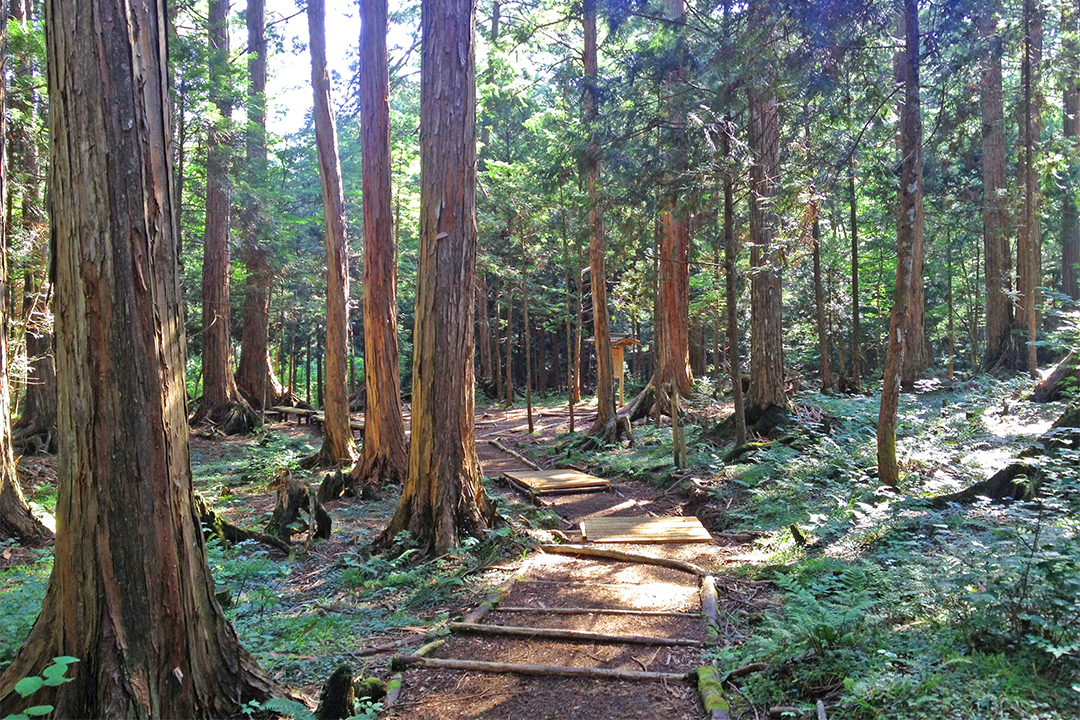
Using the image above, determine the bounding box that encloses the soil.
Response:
[384,404,750,720]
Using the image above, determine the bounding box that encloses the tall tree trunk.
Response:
[351,0,408,487]
[651,0,692,401]
[505,279,514,407]
[980,0,1013,370]
[308,0,357,464]
[521,227,534,433]
[236,0,285,408]
[898,14,928,387]
[0,0,49,546]
[583,0,625,445]
[195,0,255,433]
[563,206,576,432]
[723,119,747,445]
[848,159,861,389]
[377,0,495,555]
[1017,0,1043,376]
[1062,1,1079,300]
[879,0,921,490]
[747,87,786,417]
[0,0,277,713]
[813,216,833,392]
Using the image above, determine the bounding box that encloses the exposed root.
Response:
[575,414,635,452]
[192,399,260,436]
[193,492,290,553]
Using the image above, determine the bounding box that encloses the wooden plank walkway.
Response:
[581,516,714,544]
[503,468,610,497]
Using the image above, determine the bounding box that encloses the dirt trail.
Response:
[384,440,734,720]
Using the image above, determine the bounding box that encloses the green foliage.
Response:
[0,552,50,664]
[2,657,78,720]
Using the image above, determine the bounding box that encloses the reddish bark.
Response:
[309,0,357,464]
[0,1,276,713]
[378,0,495,554]
[351,0,408,487]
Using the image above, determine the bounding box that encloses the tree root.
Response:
[928,404,1079,506]
[194,400,260,436]
[193,492,290,553]
[1029,350,1080,403]
[575,414,634,451]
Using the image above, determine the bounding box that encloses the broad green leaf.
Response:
[22,706,53,717]
[14,677,43,699]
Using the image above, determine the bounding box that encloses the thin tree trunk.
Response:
[351,0,408,487]
[563,205,575,432]
[521,227,534,433]
[477,270,494,382]
[0,1,277,712]
[1017,0,1043,376]
[723,119,746,446]
[494,277,503,402]
[505,278,514,407]
[583,0,625,444]
[879,0,921,490]
[813,217,833,392]
[378,0,494,554]
[1063,1,1079,300]
[848,159,861,389]
[980,0,1012,370]
[308,0,357,464]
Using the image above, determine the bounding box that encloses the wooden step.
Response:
[580,515,713,544]
[449,621,704,647]
[503,469,610,496]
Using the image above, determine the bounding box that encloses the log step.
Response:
[392,655,691,682]
[495,606,701,618]
[448,621,704,647]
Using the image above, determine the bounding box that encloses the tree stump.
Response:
[266,475,331,542]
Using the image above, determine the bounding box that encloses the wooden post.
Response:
[613,344,625,405]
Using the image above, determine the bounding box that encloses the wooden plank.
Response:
[495,606,701,618]
[537,544,708,576]
[502,469,609,495]
[448,621,704,647]
[581,516,713,544]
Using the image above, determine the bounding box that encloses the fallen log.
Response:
[390,656,691,682]
[1029,350,1080,403]
[537,543,708,577]
[461,565,528,623]
[697,665,732,720]
[495,606,700,618]
[448,621,704,647]
[490,438,541,470]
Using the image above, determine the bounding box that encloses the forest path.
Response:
[384,432,745,720]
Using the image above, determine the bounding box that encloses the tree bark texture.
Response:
[583,0,622,442]
[723,121,747,446]
[309,0,357,464]
[878,0,921,490]
[196,0,248,423]
[1018,0,1043,376]
[980,0,1013,370]
[655,0,693,398]
[848,161,861,389]
[896,11,928,388]
[378,0,495,554]
[812,217,833,392]
[0,1,277,714]
[236,0,285,408]
[352,0,408,486]
[747,88,785,414]
[1062,1,1079,300]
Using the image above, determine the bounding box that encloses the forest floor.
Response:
[2,376,1080,719]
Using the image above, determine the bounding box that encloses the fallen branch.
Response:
[490,438,541,470]
[344,632,429,660]
[701,575,719,628]
[537,543,708,577]
[697,665,731,720]
[390,656,691,682]
[448,621,704,647]
[727,662,768,679]
[384,635,445,709]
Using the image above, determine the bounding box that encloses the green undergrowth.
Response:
[700,379,1080,718]
[0,547,51,665]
